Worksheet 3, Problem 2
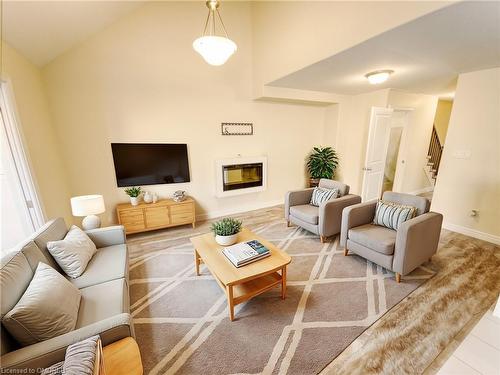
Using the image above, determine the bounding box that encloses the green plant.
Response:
[306,146,339,179]
[124,186,142,198]
[211,217,242,236]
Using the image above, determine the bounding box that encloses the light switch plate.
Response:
[452,150,472,159]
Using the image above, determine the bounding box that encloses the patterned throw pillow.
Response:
[310,187,338,206]
[373,200,417,230]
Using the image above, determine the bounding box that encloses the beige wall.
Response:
[432,68,500,242]
[1,42,72,223]
[251,1,450,95]
[42,2,328,225]
[433,99,453,143]
[387,90,438,193]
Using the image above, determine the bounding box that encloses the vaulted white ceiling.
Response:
[270,1,500,96]
[3,1,144,66]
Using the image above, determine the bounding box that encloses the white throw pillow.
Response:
[47,225,97,278]
[2,262,81,346]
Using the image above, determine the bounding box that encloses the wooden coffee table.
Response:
[190,227,292,321]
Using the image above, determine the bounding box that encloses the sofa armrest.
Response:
[1,313,134,372]
[319,194,362,237]
[85,225,126,248]
[340,200,377,249]
[393,212,443,275]
[285,189,314,220]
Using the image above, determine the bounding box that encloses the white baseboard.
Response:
[196,199,283,221]
[407,186,434,195]
[443,222,500,245]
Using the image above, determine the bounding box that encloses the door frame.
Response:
[0,79,46,230]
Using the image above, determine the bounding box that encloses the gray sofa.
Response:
[285,179,362,242]
[0,218,133,372]
[340,191,443,282]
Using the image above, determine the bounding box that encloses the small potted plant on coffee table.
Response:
[124,186,142,206]
[211,217,242,246]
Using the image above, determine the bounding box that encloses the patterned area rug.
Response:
[127,207,434,375]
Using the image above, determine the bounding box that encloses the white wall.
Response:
[42,2,329,225]
[251,1,449,95]
[1,42,72,224]
[432,68,500,243]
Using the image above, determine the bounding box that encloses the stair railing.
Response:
[427,125,443,176]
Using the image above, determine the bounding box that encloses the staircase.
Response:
[424,125,443,186]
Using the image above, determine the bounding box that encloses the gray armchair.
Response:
[285,179,361,242]
[340,191,443,282]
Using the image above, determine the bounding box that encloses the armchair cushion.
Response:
[289,205,319,225]
[373,200,417,230]
[310,187,338,206]
[285,189,314,220]
[318,179,349,196]
[382,191,430,216]
[348,224,397,255]
[340,201,377,249]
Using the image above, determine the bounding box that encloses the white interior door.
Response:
[361,107,394,201]
[390,110,411,192]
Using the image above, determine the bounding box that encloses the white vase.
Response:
[130,197,139,206]
[215,234,238,246]
[143,191,153,203]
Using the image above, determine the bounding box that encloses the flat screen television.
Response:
[111,143,190,187]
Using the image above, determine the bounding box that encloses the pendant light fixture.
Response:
[193,0,237,66]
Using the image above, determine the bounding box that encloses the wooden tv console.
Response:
[116,197,195,234]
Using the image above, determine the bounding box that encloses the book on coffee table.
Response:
[222,240,270,267]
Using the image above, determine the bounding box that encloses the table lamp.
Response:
[70,195,105,230]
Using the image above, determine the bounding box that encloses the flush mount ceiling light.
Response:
[365,70,394,85]
[193,0,237,66]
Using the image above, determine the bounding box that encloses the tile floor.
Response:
[437,305,500,375]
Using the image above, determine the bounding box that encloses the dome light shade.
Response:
[193,36,237,66]
[365,70,394,84]
[193,0,237,66]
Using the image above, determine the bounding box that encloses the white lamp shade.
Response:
[71,195,105,217]
[193,36,237,66]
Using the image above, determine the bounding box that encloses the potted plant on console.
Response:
[124,186,142,206]
[211,217,242,246]
[306,146,339,187]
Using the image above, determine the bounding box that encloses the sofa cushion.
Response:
[290,204,319,225]
[47,226,97,278]
[68,244,128,289]
[2,263,81,346]
[32,218,68,272]
[19,241,51,272]
[76,278,128,329]
[348,224,397,255]
[0,251,34,319]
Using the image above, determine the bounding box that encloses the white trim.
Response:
[196,199,281,221]
[406,186,434,195]
[0,79,46,228]
[443,222,500,245]
[215,156,267,198]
